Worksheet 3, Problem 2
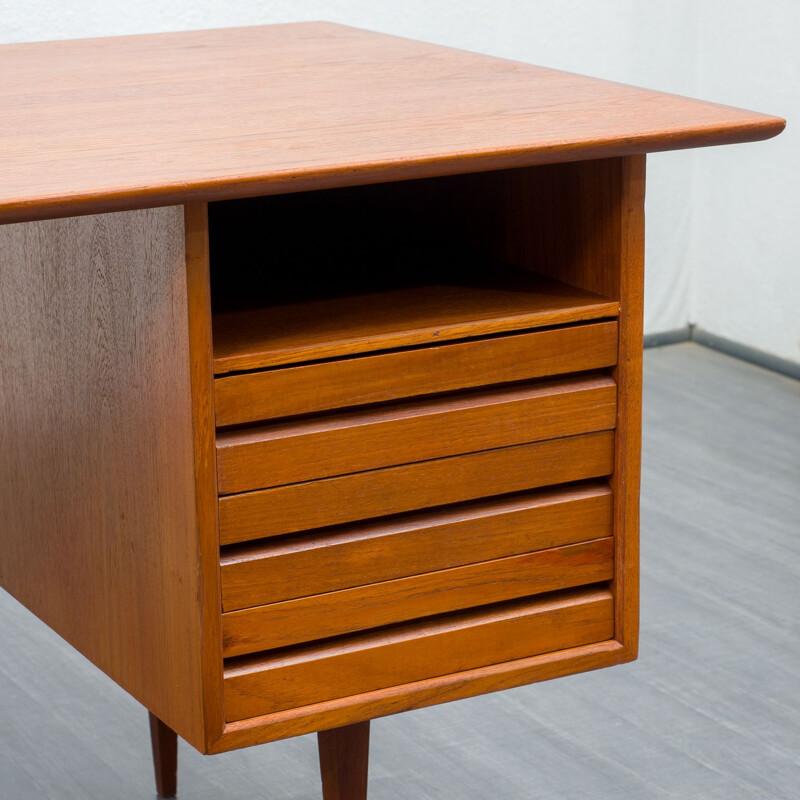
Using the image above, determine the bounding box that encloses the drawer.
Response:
[220,482,612,610]
[222,538,614,656]
[212,275,619,375]
[214,321,618,426]
[223,586,614,721]
[216,374,616,494]
[218,430,614,545]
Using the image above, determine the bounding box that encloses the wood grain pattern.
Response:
[220,483,612,610]
[0,23,783,223]
[318,722,370,800]
[214,320,618,426]
[211,278,618,373]
[183,202,226,748]
[223,587,614,721]
[610,156,646,654]
[218,431,615,545]
[0,209,210,751]
[222,538,614,656]
[217,375,617,493]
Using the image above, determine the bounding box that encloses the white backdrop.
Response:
[2,1,795,363]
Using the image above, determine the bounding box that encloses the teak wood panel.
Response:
[223,587,614,721]
[0,208,221,752]
[184,202,227,749]
[218,431,615,545]
[222,538,614,656]
[211,278,618,373]
[0,23,782,223]
[214,320,618,426]
[216,375,617,493]
[220,483,612,610]
[611,157,645,653]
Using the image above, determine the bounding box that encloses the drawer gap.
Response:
[221,538,614,656]
[222,584,615,720]
[219,482,614,612]
[216,366,616,434]
[217,431,616,545]
[220,478,612,560]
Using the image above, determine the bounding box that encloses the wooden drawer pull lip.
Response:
[221,537,614,656]
[217,431,616,545]
[222,586,614,720]
[216,375,617,494]
[214,320,619,426]
[220,482,613,611]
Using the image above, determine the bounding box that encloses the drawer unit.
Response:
[206,207,626,730]
[210,254,622,726]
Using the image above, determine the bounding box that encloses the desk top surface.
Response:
[0,21,784,222]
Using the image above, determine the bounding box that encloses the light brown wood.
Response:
[220,483,612,610]
[481,157,644,654]
[223,587,613,721]
[149,712,178,799]
[417,157,644,659]
[0,23,782,223]
[218,431,615,545]
[318,722,370,800]
[610,156,646,654]
[214,320,618,426]
[212,278,618,373]
[222,538,614,656]
[0,208,210,751]
[183,202,226,748]
[217,375,616,494]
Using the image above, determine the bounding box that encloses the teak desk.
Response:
[0,22,783,799]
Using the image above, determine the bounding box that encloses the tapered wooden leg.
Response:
[148,711,178,798]
[317,721,370,800]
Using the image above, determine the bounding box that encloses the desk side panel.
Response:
[0,207,210,750]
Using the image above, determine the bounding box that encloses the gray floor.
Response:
[2,343,799,799]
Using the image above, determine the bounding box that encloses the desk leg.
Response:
[318,721,370,800]
[149,712,178,798]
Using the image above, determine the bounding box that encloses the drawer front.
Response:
[222,538,614,656]
[221,483,612,610]
[214,321,618,426]
[218,431,614,545]
[223,586,614,721]
[216,374,616,494]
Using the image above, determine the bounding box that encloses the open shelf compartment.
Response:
[207,165,621,375]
